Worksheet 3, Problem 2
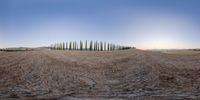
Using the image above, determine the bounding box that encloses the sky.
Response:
[0,0,200,49]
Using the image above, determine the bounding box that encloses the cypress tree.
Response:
[97,42,99,51]
[96,41,98,51]
[104,42,106,51]
[66,42,68,50]
[50,44,52,50]
[56,43,58,50]
[107,43,110,51]
[59,43,60,50]
[80,40,83,51]
[76,43,78,50]
[111,43,113,51]
[82,41,83,50]
[61,43,63,50]
[85,40,87,51]
[60,43,62,50]
[63,42,65,50]
[94,41,95,51]
[96,42,98,51]
[100,42,103,51]
[110,43,111,51]
[57,43,59,50]
[73,42,74,50]
[74,41,76,50]
[74,41,75,50]
[90,40,93,51]
[69,42,72,50]
[94,41,97,51]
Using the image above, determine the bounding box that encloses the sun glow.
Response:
[124,11,199,49]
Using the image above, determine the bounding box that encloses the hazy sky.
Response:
[0,0,200,49]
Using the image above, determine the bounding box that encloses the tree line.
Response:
[50,40,133,51]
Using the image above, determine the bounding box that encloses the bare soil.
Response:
[0,49,200,100]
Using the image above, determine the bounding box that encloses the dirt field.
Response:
[0,49,200,100]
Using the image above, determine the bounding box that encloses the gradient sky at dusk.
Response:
[0,0,200,49]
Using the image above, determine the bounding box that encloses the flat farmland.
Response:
[0,49,200,100]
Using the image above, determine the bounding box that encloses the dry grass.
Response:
[161,50,200,55]
[0,49,200,100]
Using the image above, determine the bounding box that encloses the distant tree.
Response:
[85,40,87,51]
[104,42,106,51]
[107,43,110,51]
[74,41,76,50]
[56,43,58,50]
[76,43,78,50]
[94,41,96,51]
[54,44,56,50]
[110,43,112,51]
[100,41,103,51]
[66,42,68,50]
[80,40,83,51]
[63,42,65,50]
[90,40,93,51]
[96,41,98,51]
[73,42,75,50]
[69,42,72,50]
[95,41,97,51]
[60,43,62,50]
[97,42,100,51]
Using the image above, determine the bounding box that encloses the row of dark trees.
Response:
[50,40,133,51]
[0,48,30,52]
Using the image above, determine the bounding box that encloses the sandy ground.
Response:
[0,49,200,100]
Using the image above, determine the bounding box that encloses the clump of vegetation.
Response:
[50,40,134,51]
[0,47,32,52]
[193,49,200,51]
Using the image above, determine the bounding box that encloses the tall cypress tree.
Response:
[58,43,60,50]
[80,40,83,51]
[94,41,97,51]
[90,40,93,51]
[60,43,62,50]
[76,42,78,50]
[97,42,99,51]
[57,43,59,50]
[66,42,68,50]
[96,41,98,51]
[85,40,87,51]
[94,41,95,51]
[107,43,110,51]
[63,42,65,50]
[104,42,106,51]
[74,41,76,50]
[100,42,103,51]
[110,43,111,51]
[69,42,72,50]
[72,42,74,50]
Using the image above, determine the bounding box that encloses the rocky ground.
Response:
[0,49,200,100]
